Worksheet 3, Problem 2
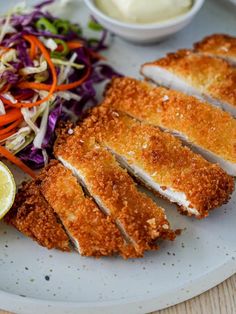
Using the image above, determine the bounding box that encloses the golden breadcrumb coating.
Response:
[194,34,236,62]
[104,77,236,164]
[143,50,236,109]
[40,161,138,258]
[54,128,175,256]
[84,107,234,218]
[4,180,70,251]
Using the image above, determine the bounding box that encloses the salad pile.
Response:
[0,0,118,177]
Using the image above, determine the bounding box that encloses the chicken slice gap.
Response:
[4,180,71,252]
[194,34,236,65]
[141,50,236,117]
[84,107,234,219]
[39,161,138,258]
[103,77,236,176]
[54,128,176,256]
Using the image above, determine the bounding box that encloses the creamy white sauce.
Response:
[95,0,193,24]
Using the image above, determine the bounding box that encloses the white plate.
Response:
[1,1,236,313]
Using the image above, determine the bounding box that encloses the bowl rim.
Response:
[83,0,205,30]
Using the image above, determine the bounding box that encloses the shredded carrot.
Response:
[57,66,91,91]
[0,119,22,135]
[0,95,12,110]
[1,104,10,110]
[67,41,83,50]
[0,83,11,94]
[56,41,83,52]
[25,35,37,60]
[17,65,91,91]
[0,46,13,57]
[89,49,107,61]
[0,109,22,127]
[8,35,57,108]
[0,46,10,51]
[0,145,36,178]
[0,130,16,141]
[14,91,35,101]
[0,95,17,107]
[17,81,52,91]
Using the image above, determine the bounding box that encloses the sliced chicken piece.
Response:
[54,127,175,256]
[4,180,70,251]
[141,50,236,117]
[103,77,236,176]
[85,107,234,219]
[39,161,138,258]
[194,34,236,65]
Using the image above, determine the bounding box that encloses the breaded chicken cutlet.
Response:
[54,126,176,256]
[39,161,138,258]
[6,161,146,257]
[4,180,71,251]
[84,107,234,218]
[104,77,236,176]
[194,34,236,65]
[141,50,236,117]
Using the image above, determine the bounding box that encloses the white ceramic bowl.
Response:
[227,0,236,5]
[83,0,205,43]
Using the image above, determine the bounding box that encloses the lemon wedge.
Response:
[0,161,16,220]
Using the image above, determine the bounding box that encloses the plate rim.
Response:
[1,257,235,314]
[1,2,236,314]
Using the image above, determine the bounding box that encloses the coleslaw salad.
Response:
[0,0,119,176]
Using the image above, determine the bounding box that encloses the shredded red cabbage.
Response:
[0,70,19,85]
[17,103,62,168]
[17,144,46,169]
[42,104,62,148]
[0,0,121,169]
[35,0,55,9]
